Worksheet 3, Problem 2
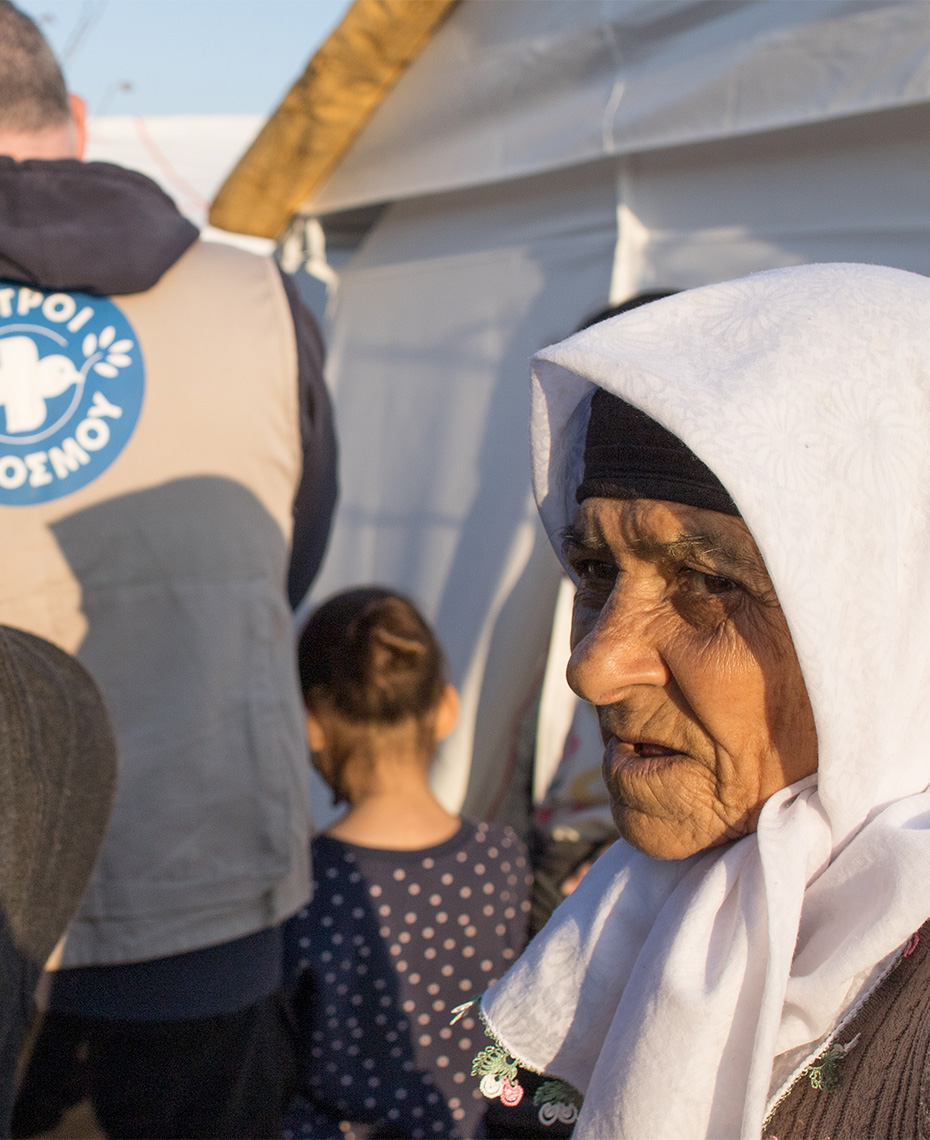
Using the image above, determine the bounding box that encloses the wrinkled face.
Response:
[563,497,818,860]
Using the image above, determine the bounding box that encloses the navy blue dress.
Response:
[283,820,531,1139]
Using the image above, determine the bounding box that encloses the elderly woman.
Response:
[465,263,930,1139]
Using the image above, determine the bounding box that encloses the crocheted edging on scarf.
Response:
[806,1033,860,1091]
[763,928,921,1132]
[451,998,583,1127]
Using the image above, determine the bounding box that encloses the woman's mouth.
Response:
[603,738,691,782]
[611,738,681,760]
[631,741,679,759]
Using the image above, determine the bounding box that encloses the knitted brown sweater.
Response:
[764,922,930,1140]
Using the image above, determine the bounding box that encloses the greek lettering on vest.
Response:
[0,284,145,505]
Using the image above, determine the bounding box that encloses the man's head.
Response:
[0,1,85,160]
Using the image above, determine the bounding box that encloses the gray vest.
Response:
[0,241,310,964]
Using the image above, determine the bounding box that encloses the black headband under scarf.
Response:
[576,388,740,516]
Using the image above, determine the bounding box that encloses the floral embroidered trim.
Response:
[535,1079,582,1125]
[807,1033,860,1091]
[471,1039,523,1106]
[452,998,583,1126]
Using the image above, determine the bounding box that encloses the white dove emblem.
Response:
[0,336,82,433]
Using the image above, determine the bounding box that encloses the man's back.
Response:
[0,7,337,1134]
[0,160,329,963]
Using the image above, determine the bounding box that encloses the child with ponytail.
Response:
[283,587,530,1140]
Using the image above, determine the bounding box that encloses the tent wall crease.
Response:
[614,100,930,295]
[210,0,458,238]
[305,161,619,820]
[298,0,930,216]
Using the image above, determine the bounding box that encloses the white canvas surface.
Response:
[309,0,930,215]
[308,161,618,816]
[303,2,930,817]
[87,113,271,250]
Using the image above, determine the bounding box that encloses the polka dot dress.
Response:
[282,821,531,1140]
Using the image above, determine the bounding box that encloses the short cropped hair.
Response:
[298,587,447,725]
[0,1,70,132]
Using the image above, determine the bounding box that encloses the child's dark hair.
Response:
[298,587,447,725]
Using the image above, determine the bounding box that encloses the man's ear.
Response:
[69,94,86,159]
[434,684,459,742]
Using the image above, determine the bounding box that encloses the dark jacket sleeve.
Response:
[277,269,338,609]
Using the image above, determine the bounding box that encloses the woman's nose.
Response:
[567,585,670,706]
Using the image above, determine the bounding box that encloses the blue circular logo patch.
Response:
[0,284,144,505]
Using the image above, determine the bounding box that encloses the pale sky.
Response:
[18,0,354,117]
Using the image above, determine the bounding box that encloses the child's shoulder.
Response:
[459,818,529,858]
[308,821,528,875]
[310,831,353,857]
[309,831,359,881]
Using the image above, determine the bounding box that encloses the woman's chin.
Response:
[611,799,735,861]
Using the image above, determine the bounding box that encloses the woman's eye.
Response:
[682,568,738,596]
[575,559,617,587]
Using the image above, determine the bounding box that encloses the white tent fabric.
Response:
[309,0,930,215]
[610,101,930,296]
[87,114,271,250]
[308,161,618,816]
[295,0,930,819]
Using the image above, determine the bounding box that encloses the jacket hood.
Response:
[0,158,199,296]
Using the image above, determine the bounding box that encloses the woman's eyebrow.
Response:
[560,524,607,558]
[631,533,762,577]
[561,521,765,578]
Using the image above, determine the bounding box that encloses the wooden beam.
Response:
[209,0,459,238]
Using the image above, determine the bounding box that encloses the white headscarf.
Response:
[481,263,930,1139]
